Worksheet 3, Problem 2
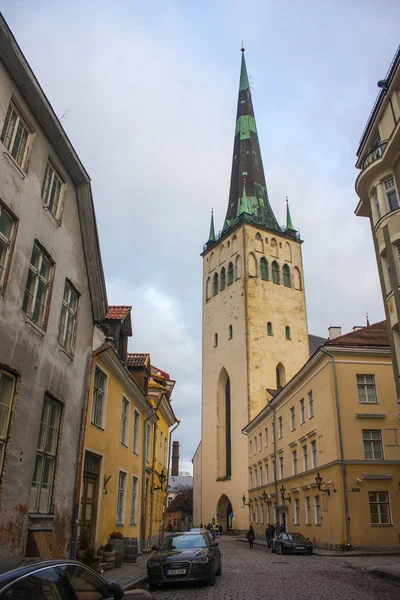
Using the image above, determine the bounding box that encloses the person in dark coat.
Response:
[219,524,223,535]
[246,525,255,549]
[265,524,275,549]
[280,522,286,534]
[275,522,281,537]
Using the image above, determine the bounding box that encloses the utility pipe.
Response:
[162,420,180,537]
[140,406,157,551]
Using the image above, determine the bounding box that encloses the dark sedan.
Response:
[271,532,313,555]
[147,530,221,588]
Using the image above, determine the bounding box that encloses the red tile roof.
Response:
[104,306,131,321]
[326,321,389,348]
[126,353,149,367]
[151,365,170,381]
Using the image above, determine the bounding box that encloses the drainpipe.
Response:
[149,396,164,547]
[162,421,180,538]
[70,350,93,558]
[140,406,157,551]
[321,349,351,549]
[272,404,278,524]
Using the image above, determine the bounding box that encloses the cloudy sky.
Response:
[3,1,399,472]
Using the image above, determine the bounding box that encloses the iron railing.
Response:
[361,140,388,170]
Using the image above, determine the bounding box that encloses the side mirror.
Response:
[210,541,219,547]
[306,538,310,541]
[106,580,124,600]
[152,544,159,551]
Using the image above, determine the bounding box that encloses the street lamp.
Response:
[154,468,166,491]
[242,494,251,508]
[315,471,330,496]
[280,485,291,504]
[261,490,270,503]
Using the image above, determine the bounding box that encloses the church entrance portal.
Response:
[216,494,233,532]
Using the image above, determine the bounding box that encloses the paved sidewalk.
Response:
[100,552,153,590]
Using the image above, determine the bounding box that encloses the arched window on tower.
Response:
[272,261,280,284]
[270,238,278,258]
[276,363,286,388]
[283,264,291,288]
[220,267,226,291]
[213,272,219,296]
[206,277,211,301]
[286,326,291,340]
[235,254,242,279]
[229,324,233,339]
[260,257,269,281]
[255,232,264,253]
[225,377,232,477]
[228,262,234,285]
[294,267,302,290]
[214,333,218,347]
[248,253,257,277]
[267,321,273,336]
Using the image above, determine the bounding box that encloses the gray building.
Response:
[0,15,107,556]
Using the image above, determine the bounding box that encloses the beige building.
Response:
[198,49,311,531]
[355,45,400,409]
[243,322,399,549]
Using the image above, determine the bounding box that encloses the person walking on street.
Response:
[280,522,286,534]
[265,524,275,549]
[275,522,281,537]
[247,525,255,549]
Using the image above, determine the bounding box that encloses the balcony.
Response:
[361,140,388,170]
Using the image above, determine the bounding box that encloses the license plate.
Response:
[296,546,304,550]
[167,568,186,575]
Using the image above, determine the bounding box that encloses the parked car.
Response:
[271,532,313,555]
[147,530,222,589]
[0,558,126,599]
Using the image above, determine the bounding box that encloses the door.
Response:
[79,453,101,548]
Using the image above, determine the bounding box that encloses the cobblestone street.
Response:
[148,537,400,599]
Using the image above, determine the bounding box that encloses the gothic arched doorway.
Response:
[216,494,233,532]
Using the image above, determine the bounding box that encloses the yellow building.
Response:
[355,46,400,408]
[243,321,400,549]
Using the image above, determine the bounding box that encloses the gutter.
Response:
[148,396,164,546]
[162,421,180,537]
[321,348,351,549]
[140,407,158,551]
[272,403,278,520]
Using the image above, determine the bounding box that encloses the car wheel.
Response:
[277,544,284,555]
[216,560,222,576]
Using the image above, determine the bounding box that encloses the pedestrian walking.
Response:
[275,522,281,537]
[280,522,286,534]
[219,524,223,536]
[246,525,255,549]
[265,524,274,549]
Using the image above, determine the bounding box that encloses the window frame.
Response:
[0,201,18,295]
[227,262,234,285]
[133,409,140,455]
[145,423,151,463]
[279,455,284,479]
[267,321,273,336]
[302,444,308,471]
[116,470,127,525]
[292,450,298,475]
[271,260,280,284]
[285,325,291,340]
[282,264,291,287]
[311,440,317,468]
[130,475,138,525]
[213,272,219,296]
[22,241,54,330]
[120,396,129,447]
[0,101,30,170]
[357,375,377,404]
[264,427,268,447]
[369,491,391,526]
[308,390,314,417]
[305,496,311,525]
[363,430,384,460]
[91,366,108,429]
[294,498,300,525]
[58,279,80,355]
[314,495,321,526]
[41,160,65,220]
[260,257,269,281]
[278,416,283,439]
[300,398,305,424]
[290,406,296,431]
[220,267,226,291]
[0,369,16,478]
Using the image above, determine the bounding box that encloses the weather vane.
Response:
[241,41,245,52]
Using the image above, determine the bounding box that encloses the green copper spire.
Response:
[237,180,250,216]
[208,209,215,242]
[286,196,295,231]
[239,47,250,92]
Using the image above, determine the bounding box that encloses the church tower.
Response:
[200,49,310,531]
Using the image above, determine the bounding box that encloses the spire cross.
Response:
[241,41,245,52]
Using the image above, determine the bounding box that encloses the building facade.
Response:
[243,322,399,549]
[355,45,400,409]
[0,16,107,557]
[199,49,310,531]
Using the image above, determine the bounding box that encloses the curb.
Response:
[123,575,148,591]
[367,567,400,583]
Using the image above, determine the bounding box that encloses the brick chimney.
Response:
[171,441,179,476]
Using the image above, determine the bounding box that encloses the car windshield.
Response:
[284,533,306,541]
[160,534,207,551]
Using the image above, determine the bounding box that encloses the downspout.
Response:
[140,407,157,551]
[70,350,93,558]
[162,421,180,537]
[321,348,351,549]
[149,396,164,546]
[272,404,278,523]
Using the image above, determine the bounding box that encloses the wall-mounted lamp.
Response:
[153,468,166,491]
[280,485,291,504]
[315,472,330,496]
[261,490,271,504]
[103,474,112,495]
[242,494,251,508]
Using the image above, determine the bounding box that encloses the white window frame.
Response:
[300,398,305,424]
[120,396,129,447]
[292,450,298,475]
[294,498,300,525]
[164,435,168,467]
[278,416,283,439]
[145,423,151,463]
[314,495,321,525]
[357,375,377,404]
[265,463,269,484]
[58,279,79,354]
[305,496,311,525]
[22,242,53,328]
[133,409,140,455]
[41,160,64,219]
[255,503,259,524]
[249,440,252,457]
[308,391,314,418]
[249,470,253,489]
[0,369,16,475]
[254,436,257,453]
[159,429,163,463]
[259,432,262,450]
[264,427,268,447]
[369,491,391,525]
[0,202,16,293]
[363,430,383,460]
[303,445,308,471]
[91,366,108,429]
[311,440,317,468]
[290,407,295,431]
[130,475,138,524]
[0,102,30,169]
[279,456,284,479]
[116,470,127,525]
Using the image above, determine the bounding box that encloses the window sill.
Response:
[28,513,54,519]
[133,451,139,457]
[371,523,393,527]
[130,522,137,526]
[121,443,128,448]
[309,415,314,420]
[42,204,61,227]
[24,317,45,337]
[59,346,74,361]
[3,151,26,179]
[115,522,124,527]
[90,422,105,432]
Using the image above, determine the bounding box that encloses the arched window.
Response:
[276,363,286,388]
[206,277,211,301]
[286,326,291,340]
[267,321,273,336]
[219,244,226,264]
[225,377,231,477]
[255,232,264,253]
[272,261,280,284]
[220,267,226,291]
[228,262,234,285]
[260,257,269,281]
[213,272,219,296]
[214,333,218,347]
[294,267,302,290]
[284,242,292,263]
[209,252,215,271]
[248,253,257,277]
[270,238,278,258]
[229,324,233,339]
[232,235,238,253]
[235,254,242,279]
[283,264,291,288]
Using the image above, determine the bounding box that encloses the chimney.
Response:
[328,326,342,340]
[171,441,180,476]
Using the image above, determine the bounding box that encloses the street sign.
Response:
[347,488,360,492]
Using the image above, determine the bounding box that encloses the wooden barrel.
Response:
[123,537,138,563]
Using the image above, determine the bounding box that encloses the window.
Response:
[272,261,280,284]
[260,500,264,524]
[271,460,275,482]
[285,326,291,340]
[254,436,257,453]
[308,391,314,417]
[259,432,262,450]
[259,465,262,486]
[220,267,226,290]
[290,407,295,431]
[292,450,298,475]
[121,397,129,446]
[383,176,399,211]
[300,398,305,423]
[229,324,233,339]
[22,242,53,328]
[283,264,291,287]
[145,423,151,462]
[305,496,311,525]
[1,102,29,168]
[369,492,391,525]
[264,427,268,447]
[214,332,218,347]
[154,426,158,461]
[311,440,317,468]
[363,430,383,459]
[159,430,163,463]
[213,272,219,295]
[357,375,377,404]
[254,468,258,487]
[271,424,275,444]
[227,262,234,285]
[164,435,168,466]
[130,476,138,524]
[91,367,107,428]
[249,470,253,489]
[206,277,211,300]
[294,499,300,525]
[133,410,140,454]
[0,204,16,292]
[0,369,16,475]
[279,456,284,479]
[58,280,79,354]
[2,567,66,599]
[255,503,259,524]
[29,396,61,513]
[41,161,63,218]
[303,445,308,471]
[265,463,269,484]
[314,495,321,525]
[373,189,382,220]
[62,565,112,599]
[278,416,283,439]
[260,257,269,280]
[249,440,252,457]
[267,321,273,336]
[116,471,127,524]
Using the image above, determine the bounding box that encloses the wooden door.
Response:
[79,453,100,548]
